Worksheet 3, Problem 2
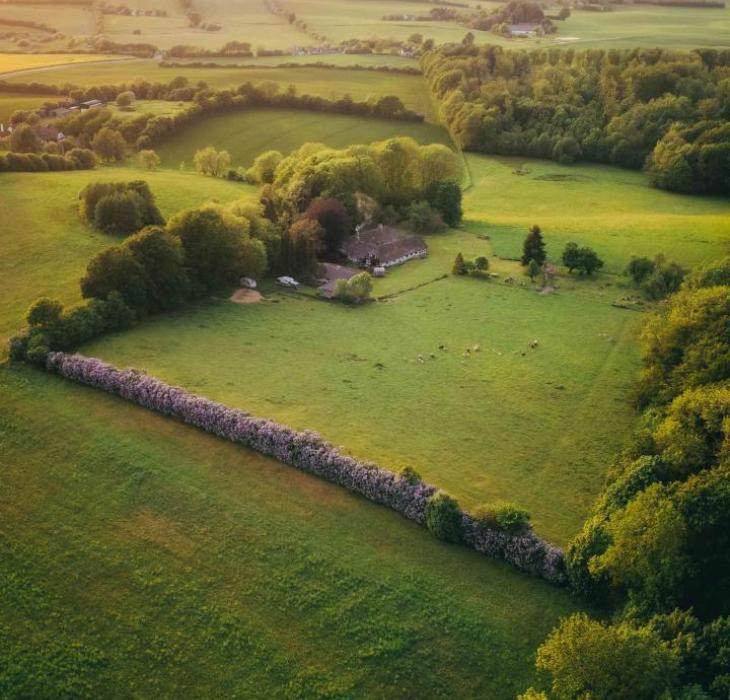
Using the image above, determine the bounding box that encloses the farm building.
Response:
[509,23,541,37]
[341,224,427,268]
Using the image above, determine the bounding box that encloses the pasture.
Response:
[557,4,730,49]
[0,168,256,347]
[0,364,578,698]
[463,154,730,275]
[3,61,435,116]
[0,92,53,126]
[82,269,642,544]
[154,108,451,169]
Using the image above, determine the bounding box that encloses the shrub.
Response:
[521,225,546,266]
[626,256,657,286]
[116,90,135,108]
[91,127,126,162]
[26,298,63,328]
[138,149,161,170]
[424,179,463,227]
[334,271,373,303]
[193,145,231,177]
[398,466,422,485]
[452,252,467,275]
[407,200,445,233]
[425,491,464,543]
[642,262,686,300]
[473,501,531,534]
[562,242,604,276]
[94,191,145,236]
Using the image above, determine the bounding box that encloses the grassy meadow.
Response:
[0,364,579,698]
[3,61,435,115]
[557,4,730,49]
[464,155,730,275]
[0,168,257,347]
[155,108,451,169]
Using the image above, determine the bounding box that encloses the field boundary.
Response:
[45,351,566,585]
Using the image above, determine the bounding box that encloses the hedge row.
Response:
[46,351,566,584]
[159,60,422,75]
[0,148,96,172]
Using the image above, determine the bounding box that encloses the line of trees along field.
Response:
[422,45,730,195]
[521,259,730,699]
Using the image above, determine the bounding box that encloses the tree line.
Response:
[520,258,730,698]
[422,45,730,195]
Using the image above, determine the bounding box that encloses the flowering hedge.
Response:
[46,351,565,584]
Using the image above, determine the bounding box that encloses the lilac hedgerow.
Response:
[46,351,565,584]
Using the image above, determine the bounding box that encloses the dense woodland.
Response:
[422,45,730,194]
[522,260,730,699]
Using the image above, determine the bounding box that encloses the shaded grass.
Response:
[155,107,452,169]
[0,364,579,698]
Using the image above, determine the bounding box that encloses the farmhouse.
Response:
[342,224,427,268]
[509,23,541,37]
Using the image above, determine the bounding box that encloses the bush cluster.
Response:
[79,181,165,235]
[0,148,96,172]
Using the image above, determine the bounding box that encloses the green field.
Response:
[3,61,435,116]
[0,364,578,698]
[557,4,730,49]
[81,259,641,544]
[0,92,53,125]
[155,108,451,169]
[0,168,257,347]
[464,155,730,275]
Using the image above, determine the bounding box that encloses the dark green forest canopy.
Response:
[422,45,730,195]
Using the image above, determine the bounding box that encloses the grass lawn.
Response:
[463,154,730,275]
[155,108,451,169]
[82,269,642,544]
[0,168,257,347]
[0,364,579,698]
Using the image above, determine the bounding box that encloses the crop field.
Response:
[3,61,435,115]
[104,0,310,51]
[155,108,451,169]
[0,53,115,75]
[0,168,257,347]
[0,364,578,698]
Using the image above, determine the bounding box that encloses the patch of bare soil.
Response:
[230,288,263,304]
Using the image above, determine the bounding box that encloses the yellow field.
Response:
[0,53,120,76]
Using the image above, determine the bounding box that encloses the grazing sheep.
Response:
[529,340,539,349]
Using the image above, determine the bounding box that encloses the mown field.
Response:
[155,108,451,169]
[0,365,579,698]
[0,168,257,347]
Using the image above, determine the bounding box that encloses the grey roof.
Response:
[342,225,427,265]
